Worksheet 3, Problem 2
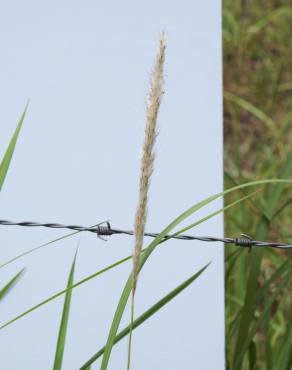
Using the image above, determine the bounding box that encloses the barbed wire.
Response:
[0,219,291,250]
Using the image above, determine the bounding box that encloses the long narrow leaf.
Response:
[276,318,292,370]
[53,251,77,370]
[0,255,130,331]
[0,184,268,331]
[268,153,292,219]
[79,263,210,369]
[224,92,278,135]
[99,180,291,370]
[246,7,292,41]
[235,272,292,369]
[0,221,107,270]
[233,252,289,369]
[224,170,270,222]
[0,268,25,301]
[227,255,292,342]
[0,180,290,335]
[232,163,292,370]
[1,180,289,272]
[0,103,28,191]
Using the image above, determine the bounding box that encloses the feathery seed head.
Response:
[132,34,166,294]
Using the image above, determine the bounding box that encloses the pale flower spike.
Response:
[132,34,166,294]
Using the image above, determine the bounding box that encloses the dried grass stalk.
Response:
[132,34,166,293]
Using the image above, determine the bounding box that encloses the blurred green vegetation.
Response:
[224,1,292,369]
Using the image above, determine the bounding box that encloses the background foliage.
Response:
[224,1,292,369]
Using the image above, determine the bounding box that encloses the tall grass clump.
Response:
[224,1,292,369]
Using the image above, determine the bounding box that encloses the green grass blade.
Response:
[228,255,292,342]
[264,309,273,370]
[232,256,292,369]
[99,180,291,370]
[227,256,292,349]
[256,256,292,301]
[79,263,210,369]
[225,249,241,285]
[232,161,292,370]
[246,7,292,41]
[248,340,257,370]
[0,180,288,272]
[231,233,264,370]
[0,189,257,331]
[275,318,292,370]
[260,156,292,369]
[0,268,25,301]
[0,103,28,191]
[0,254,130,331]
[224,170,270,222]
[0,231,78,270]
[0,221,107,270]
[223,8,241,46]
[235,272,292,369]
[272,197,292,220]
[267,153,292,218]
[53,251,77,370]
[166,191,260,239]
[0,180,290,334]
[224,92,279,135]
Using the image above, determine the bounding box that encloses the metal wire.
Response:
[0,219,291,250]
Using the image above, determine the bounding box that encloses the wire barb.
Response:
[0,219,291,249]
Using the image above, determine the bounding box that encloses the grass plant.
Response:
[2,110,290,370]
[0,16,291,368]
[224,1,292,368]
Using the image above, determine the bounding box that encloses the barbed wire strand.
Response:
[0,219,291,250]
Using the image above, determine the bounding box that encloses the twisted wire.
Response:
[0,219,291,250]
